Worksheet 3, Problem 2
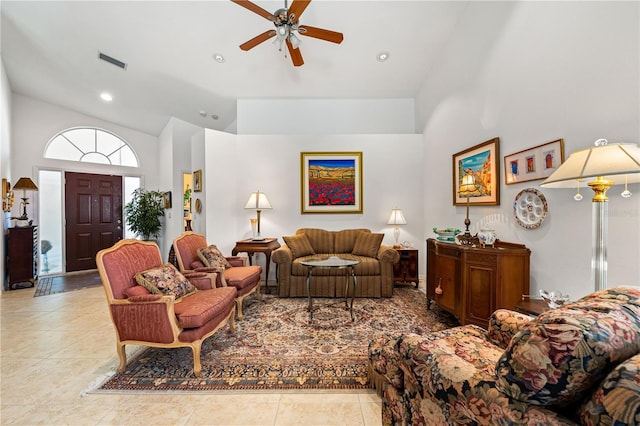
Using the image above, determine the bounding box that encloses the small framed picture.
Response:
[504,139,565,185]
[193,169,203,192]
[163,191,172,209]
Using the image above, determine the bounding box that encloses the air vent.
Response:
[98,52,127,70]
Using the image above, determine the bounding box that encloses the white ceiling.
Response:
[1,1,470,136]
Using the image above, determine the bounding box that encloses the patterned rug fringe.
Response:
[368,363,386,398]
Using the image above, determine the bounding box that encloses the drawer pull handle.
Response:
[435,278,443,295]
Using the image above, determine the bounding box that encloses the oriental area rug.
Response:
[91,287,458,393]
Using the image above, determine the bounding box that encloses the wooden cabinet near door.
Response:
[393,248,419,287]
[426,238,530,328]
[7,226,38,290]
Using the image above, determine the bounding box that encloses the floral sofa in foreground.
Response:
[369,287,640,425]
[272,228,399,298]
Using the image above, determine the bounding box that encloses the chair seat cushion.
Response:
[174,286,237,329]
[224,265,261,291]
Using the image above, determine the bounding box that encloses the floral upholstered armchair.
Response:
[369,287,640,425]
[173,231,262,320]
[96,239,237,377]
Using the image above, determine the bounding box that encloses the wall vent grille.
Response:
[98,52,127,70]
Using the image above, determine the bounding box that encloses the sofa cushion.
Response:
[335,229,366,253]
[352,232,384,258]
[297,228,334,253]
[173,286,236,329]
[283,234,316,259]
[495,287,640,406]
[134,263,197,301]
[580,353,640,425]
[197,244,232,270]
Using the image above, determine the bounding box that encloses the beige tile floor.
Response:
[0,284,383,426]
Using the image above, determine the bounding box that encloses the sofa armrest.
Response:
[486,309,533,348]
[110,296,181,342]
[185,271,217,290]
[272,245,293,264]
[377,245,400,264]
[226,256,246,267]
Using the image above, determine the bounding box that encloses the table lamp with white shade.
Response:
[387,208,407,248]
[244,190,272,240]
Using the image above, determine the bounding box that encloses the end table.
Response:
[232,238,281,294]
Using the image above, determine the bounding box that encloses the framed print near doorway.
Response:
[452,138,500,206]
[300,152,363,214]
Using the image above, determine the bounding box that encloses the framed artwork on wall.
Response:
[163,191,172,209]
[504,139,565,185]
[300,151,363,214]
[452,137,500,206]
[193,169,202,192]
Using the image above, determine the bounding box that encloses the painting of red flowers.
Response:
[301,152,363,214]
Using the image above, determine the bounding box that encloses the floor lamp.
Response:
[540,140,640,291]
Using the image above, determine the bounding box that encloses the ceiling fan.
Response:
[231,0,344,67]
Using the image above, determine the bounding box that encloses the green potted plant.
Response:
[124,188,165,240]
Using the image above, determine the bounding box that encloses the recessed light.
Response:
[211,114,219,120]
[100,92,113,102]
[377,52,390,62]
[213,53,225,63]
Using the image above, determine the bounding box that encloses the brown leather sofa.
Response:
[272,228,399,298]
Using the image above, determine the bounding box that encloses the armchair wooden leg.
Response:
[236,299,244,321]
[229,307,236,333]
[191,342,203,378]
[116,342,127,372]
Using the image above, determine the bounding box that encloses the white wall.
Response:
[1,59,12,290]
[10,95,160,225]
[201,132,423,283]
[238,99,416,134]
[418,1,640,299]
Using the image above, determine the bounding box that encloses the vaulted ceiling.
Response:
[1,1,469,136]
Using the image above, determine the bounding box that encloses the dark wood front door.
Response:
[65,172,123,271]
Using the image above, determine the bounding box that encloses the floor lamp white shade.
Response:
[541,140,640,291]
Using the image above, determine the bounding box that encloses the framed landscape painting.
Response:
[452,137,500,206]
[300,152,363,214]
[504,139,565,185]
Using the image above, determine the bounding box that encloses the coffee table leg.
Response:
[349,266,356,321]
[306,266,313,323]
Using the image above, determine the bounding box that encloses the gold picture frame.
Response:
[300,152,363,214]
[452,137,500,206]
[504,139,565,185]
[163,191,172,209]
[193,169,202,192]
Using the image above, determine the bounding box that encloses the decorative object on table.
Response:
[504,139,565,185]
[11,177,38,222]
[453,137,500,206]
[124,188,165,241]
[250,218,257,238]
[300,151,363,214]
[541,139,640,291]
[231,0,344,68]
[539,289,571,308]
[457,169,477,245]
[244,190,272,240]
[477,228,497,247]
[513,188,548,229]
[387,207,407,248]
[162,191,172,209]
[432,227,460,242]
[193,169,202,192]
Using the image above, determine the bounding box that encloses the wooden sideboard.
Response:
[426,238,530,328]
[6,226,38,290]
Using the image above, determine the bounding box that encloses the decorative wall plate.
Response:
[514,188,548,229]
[195,198,202,214]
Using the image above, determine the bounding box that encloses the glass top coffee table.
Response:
[299,256,359,323]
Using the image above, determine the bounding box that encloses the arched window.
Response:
[44,127,139,167]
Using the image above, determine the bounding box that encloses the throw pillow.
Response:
[495,287,640,407]
[134,263,197,300]
[283,234,316,259]
[197,245,232,270]
[352,232,384,258]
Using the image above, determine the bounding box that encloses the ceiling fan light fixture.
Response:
[289,33,302,49]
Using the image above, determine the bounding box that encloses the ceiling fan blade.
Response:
[239,30,277,51]
[286,39,304,67]
[287,0,311,22]
[298,25,343,44]
[230,0,275,21]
